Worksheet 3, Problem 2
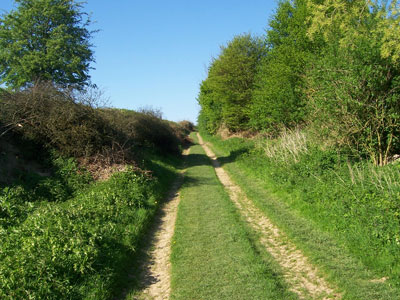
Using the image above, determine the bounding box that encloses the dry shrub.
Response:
[0,84,188,180]
[0,83,113,158]
[178,120,195,134]
[100,108,183,155]
[167,120,195,146]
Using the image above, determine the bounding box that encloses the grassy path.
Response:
[170,134,296,299]
[125,131,399,299]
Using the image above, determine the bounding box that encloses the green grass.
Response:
[0,151,181,300]
[200,131,400,299]
[170,134,297,300]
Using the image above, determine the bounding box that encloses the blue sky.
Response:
[1,1,278,123]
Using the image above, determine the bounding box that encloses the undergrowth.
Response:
[0,153,92,229]
[0,150,180,299]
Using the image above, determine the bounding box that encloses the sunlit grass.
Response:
[170,135,296,299]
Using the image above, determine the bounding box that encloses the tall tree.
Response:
[198,34,266,133]
[0,0,95,89]
[306,0,400,165]
[249,0,320,133]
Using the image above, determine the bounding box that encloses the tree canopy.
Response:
[249,0,319,133]
[197,0,400,165]
[197,34,266,133]
[0,0,95,89]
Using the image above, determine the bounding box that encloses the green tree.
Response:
[306,0,400,165]
[0,0,95,89]
[249,0,320,133]
[198,34,266,133]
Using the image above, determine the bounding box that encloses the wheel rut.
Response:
[197,133,341,300]
[132,148,190,300]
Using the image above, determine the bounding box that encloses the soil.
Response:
[198,133,341,300]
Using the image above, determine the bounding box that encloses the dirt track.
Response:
[132,135,342,300]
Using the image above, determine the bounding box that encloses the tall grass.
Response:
[255,128,308,163]
[342,162,400,197]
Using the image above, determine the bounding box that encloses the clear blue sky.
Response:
[1,1,278,123]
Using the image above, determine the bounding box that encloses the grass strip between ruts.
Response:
[170,134,297,300]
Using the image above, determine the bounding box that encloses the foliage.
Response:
[249,0,318,133]
[306,0,400,165]
[0,147,180,299]
[197,0,400,166]
[197,34,266,133]
[379,1,400,63]
[0,0,95,89]
[307,0,400,63]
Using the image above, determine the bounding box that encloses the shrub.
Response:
[100,108,182,155]
[0,84,113,158]
[0,84,187,165]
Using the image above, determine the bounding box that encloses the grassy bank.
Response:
[0,85,192,298]
[200,130,400,299]
[0,150,181,299]
[170,134,296,300]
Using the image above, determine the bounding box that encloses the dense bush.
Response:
[0,84,188,163]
